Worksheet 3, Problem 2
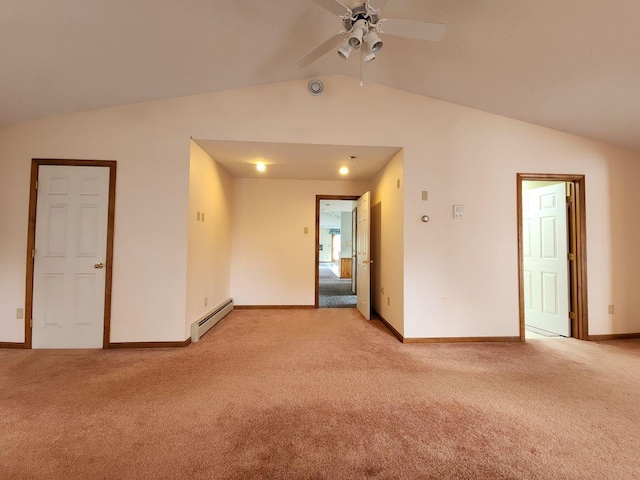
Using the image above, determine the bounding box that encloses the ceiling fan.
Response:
[297,0,447,71]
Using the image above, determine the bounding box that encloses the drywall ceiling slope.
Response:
[2,0,640,151]
[194,140,400,181]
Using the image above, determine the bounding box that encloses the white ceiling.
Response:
[2,0,640,152]
[195,140,400,180]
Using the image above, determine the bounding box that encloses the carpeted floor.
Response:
[319,263,356,308]
[1,308,639,479]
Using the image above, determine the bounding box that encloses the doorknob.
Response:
[93,263,104,269]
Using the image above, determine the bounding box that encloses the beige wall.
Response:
[340,211,353,259]
[1,74,640,343]
[371,150,404,335]
[230,178,369,306]
[185,141,233,338]
[0,103,192,343]
[319,228,332,263]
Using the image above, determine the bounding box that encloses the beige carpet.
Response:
[1,308,639,479]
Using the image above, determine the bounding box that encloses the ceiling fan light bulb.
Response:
[337,40,353,60]
[366,30,383,52]
[362,40,376,63]
[348,19,367,49]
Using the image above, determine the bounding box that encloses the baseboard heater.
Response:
[190,298,234,343]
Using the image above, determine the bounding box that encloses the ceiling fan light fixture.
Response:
[348,19,367,48]
[365,29,383,53]
[337,39,353,60]
[362,41,376,63]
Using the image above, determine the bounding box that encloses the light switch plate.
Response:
[421,191,429,201]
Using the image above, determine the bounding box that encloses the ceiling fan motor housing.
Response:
[342,4,379,31]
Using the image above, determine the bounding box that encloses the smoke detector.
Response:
[308,79,324,96]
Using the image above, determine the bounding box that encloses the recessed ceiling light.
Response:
[339,166,349,175]
[256,162,266,172]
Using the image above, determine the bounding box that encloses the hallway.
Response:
[318,263,356,308]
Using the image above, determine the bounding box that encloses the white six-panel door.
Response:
[356,191,371,320]
[522,183,570,337]
[32,165,110,348]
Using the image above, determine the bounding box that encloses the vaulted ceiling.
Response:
[2,0,640,152]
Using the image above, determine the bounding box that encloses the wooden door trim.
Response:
[315,195,360,308]
[25,159,117,349]
[517,174,588,341]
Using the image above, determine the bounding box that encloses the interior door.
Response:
[522,182,570,336]
[356,191,371,320]
[32,165,110,348]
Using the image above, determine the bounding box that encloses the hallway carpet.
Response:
[1,309,639,479]
[319,263,356,308]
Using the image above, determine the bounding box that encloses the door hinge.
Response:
[569,312,576,320]
[568,253,575,261]
[35,181,38,190]
[31,248,35,259]
[29,319,33,328]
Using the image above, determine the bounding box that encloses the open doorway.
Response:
[316,197,358,308]
[517,174,588,341]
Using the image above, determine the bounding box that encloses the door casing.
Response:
[315,195,360,308]
[517,173,588,340]
[25,159,117,349]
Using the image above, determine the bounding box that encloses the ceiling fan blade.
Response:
[297,33,346,67]
[312,0,351,17]
[378,18,447,42]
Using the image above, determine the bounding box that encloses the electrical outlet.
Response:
[608,305,614,314]
[197,211,201,221]
[396,179,400,189]
[201,212,205,222]
[387,297,390,306]
[16,308,24,319]
[204,297,208,307]
[304,227,309,234]
[381,287,384,294]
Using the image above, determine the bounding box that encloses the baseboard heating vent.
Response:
[191,298,233,343]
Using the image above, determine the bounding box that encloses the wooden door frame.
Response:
[25,159,117,349]
[517,173,588,340]
[315,195,360,308]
